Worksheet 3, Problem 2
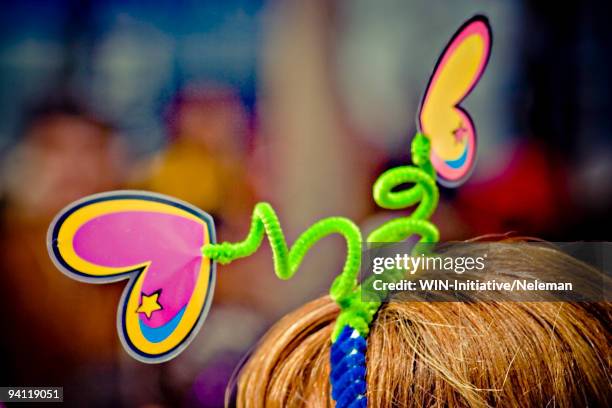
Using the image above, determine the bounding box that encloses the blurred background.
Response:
[0,0,610,407]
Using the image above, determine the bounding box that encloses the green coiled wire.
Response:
[202,132,440,341]
[202,205,362,303]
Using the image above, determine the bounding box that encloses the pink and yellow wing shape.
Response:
[418,15,492,186]
[47,191,216,363]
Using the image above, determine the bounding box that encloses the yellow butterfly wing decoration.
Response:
[418,15,492,186]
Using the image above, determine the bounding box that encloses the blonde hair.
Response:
[237,244,610,407]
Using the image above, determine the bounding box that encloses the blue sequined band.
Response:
[330,325,368,408]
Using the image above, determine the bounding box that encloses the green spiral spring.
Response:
[202,205,363,304]
[333,133,439,339]
[202,132,439,341]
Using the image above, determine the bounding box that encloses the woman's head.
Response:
[237,244,610,407]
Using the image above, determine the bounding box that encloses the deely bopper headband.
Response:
[46,15,492,408]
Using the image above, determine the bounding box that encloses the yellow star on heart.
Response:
[137,291,163,319]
